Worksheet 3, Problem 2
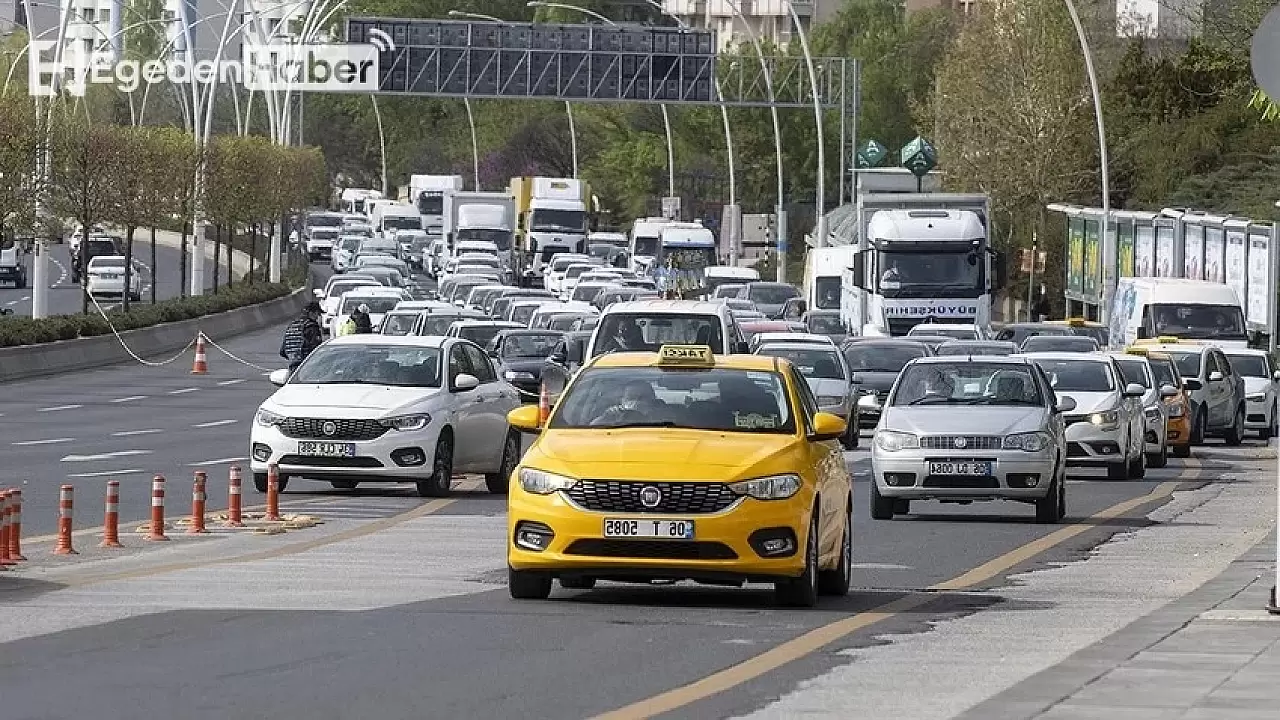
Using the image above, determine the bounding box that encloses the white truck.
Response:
[838,170,1007,337]
[629,217,675,275]
[370,202,423,242]
[511,176,591,286]
[444,191,516,279]
[804,246,857,314]
[409,175,465,237]
[340,188,382,215]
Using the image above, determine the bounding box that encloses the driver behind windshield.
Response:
[591,380,666,426]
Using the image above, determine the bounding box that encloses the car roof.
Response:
[756,342,842,353]
[590,350,785,372]
[340,287,405,297]
[940,340,1013,347]
[502,328,565,336]
[1017,351,1112,363]
[754,332,834,345]
[451,320,523,328]
[1222,347,1268,356]
[842,338,929,348]
[326,334,448,349]
[511,298,551,307]
[603,300,730,316]
[911,354,1037,366]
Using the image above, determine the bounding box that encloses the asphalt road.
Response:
[0,238,232,317]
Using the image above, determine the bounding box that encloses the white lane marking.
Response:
[112,429,163,437]
[188,457,247,467]
[37,404,83,412]
[261,371,272,376]
[61,450,153,462]
[851,563,914,570]
[110,395,147,403]
[12,437,75,446]
[52,257,67,286]
[67,468,146,478]
[193,419,238,428]
[168,387,199,395]
[218,379,247,386]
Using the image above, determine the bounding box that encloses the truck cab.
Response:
[511,177,590,286]
[651,223,717,296]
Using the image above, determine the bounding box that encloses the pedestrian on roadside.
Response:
[281,301,324,373]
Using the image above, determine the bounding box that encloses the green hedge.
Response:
[0,271,306,348]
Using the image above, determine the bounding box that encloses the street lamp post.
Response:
[447,9,508,190]
[785,1,825,253]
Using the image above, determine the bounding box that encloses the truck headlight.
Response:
[255,409,285,427]
[728,473,801,500]
[1003,431,1050,452]
[1090,410,1119,429]
[875,430,919,452]
[378,414,431,431]
[518,468,578,495]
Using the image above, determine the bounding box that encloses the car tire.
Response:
[1147,439,1169,469]
[485,430,520,494]
[330,480,358,490]
[1224,406,1246,446]
[508,566,553,600]
[1265,411,1278,440]
[869,482,895,520]
[817,501,853,597]
[1127,447,1146,479]
[840,420,859,450]
[416,434,454,498]
[1172,443,1192,458]
[1192,407,1207,445]
[892,498,911,515]
[775,514,820,608]
[252,473,289,493]
[1035,472,1063,524]
[559,576,596,590]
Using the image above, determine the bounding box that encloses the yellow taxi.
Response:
[1046,317,1110,347]
[504,344,854,607]
[1127,344,1193,457]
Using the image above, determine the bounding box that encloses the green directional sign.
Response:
[856,139,887,168]
[900,135,937,177]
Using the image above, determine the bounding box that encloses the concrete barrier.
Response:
[0,286,310,384]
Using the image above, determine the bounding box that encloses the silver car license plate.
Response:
[928,461,992,476]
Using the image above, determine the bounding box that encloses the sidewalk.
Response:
[955,533,1280,720]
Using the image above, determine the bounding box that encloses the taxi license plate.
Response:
[929,461,992,476]
[298,441,357,458]
[603,518,694,539]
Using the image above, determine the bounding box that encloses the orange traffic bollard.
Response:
[7,488,24,561]
[264,464,282,521]
[538,383,551,426]
[0,491,15,567]
[146,475,169,541]
[100,480,123,548]
[187,471,208,534]
[191,333,208,374]
[53,485,77,555]
[225,466,244,527]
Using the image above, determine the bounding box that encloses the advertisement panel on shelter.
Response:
[1225,227,1247,309]
[1067,217,1084,292]
[1204,226,1225,283]
[1117,222,1134,277]
[1183,223,1204,279]
[1135,224,1155,277]
[1083,219,1100,297]
[1247,232,1271,326]
[1156,223,1176,276]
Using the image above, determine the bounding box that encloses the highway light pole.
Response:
[786,0,825,253]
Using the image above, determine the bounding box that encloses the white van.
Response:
[1109,278,1248,350]
[703,265,760,298]
[804,245,856,312]
[586,300,746,360]
[629,217,674,273]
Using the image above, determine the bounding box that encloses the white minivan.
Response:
[1109,278,1248,350]
[585,300,747,361]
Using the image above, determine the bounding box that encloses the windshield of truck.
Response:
[843,343,928,372]
[1151,303,1246,341]
[592,313,724,357]
[531,209,586,233]
[813,277,841,309]
[1225,353,1269,378]
[309,228,339,240]
[383,215,422,232]
[417,193,444,216]
[806,312,844,335]
[456,228,512,251]
[1033,359,1115,392]
[877,249,983,294]
[634,236,659,257]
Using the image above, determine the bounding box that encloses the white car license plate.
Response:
[929,461,992,476]
[298,441,357,457]
[603,518,694,539]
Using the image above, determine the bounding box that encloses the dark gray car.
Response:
[842,339,935,428]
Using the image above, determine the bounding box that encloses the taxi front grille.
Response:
[565,481,739,514]
[280,418,388,441]
[919,435,1002,451]
[565,540,738,560]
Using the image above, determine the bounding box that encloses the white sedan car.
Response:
[86,255,143,301]
[252,335,523,496]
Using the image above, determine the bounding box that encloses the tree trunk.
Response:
[122,225,136,312]
[212,223,222,293]
[226,224,235,289]
[249,223,257,284]
[180,220,189,298]
[149,226,157,304]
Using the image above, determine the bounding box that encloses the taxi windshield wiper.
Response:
[599,420,681,429]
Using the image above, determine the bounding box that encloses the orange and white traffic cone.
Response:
[538,383,551,426]
[191,334,208,375]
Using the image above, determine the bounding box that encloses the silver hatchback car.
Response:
[870,355,1072,524]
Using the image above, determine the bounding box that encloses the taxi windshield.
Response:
[550,367,796,433]
[755,347,845,380]
[891,363,1044,406]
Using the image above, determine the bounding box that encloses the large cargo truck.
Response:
[444,191,517,275]
[510,176,590,287]
[409,175,465,237]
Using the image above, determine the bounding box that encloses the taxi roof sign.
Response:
[1125,347,1149,356]
[657,345,715,366]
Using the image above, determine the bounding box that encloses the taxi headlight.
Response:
[1166,401,1186,418]
[1247,392,1266,402]
[378,414,431,431]
[875,430,919,452]
[255,409,285,427]
[518,468,579,495]
[728,474,802,500]
[817,395,845,407]
[1003,431,1050,452]
[1090,410,1119,428]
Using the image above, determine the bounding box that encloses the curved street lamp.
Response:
[784,1,825,252]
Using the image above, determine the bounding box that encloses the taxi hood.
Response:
[530,429,800,481]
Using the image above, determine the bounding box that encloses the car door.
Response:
[1206,351,1230,425]
[445,342,484,471]
[463,342,514,468]
[789,367,845,563]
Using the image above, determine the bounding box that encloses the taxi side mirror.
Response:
[809,412,847,442]
[507,404,543,434]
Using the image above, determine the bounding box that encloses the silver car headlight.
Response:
[505,370,536,381]
[1090,409,1119,428]
[1247,392,1266,402]
[1003,431,1050,452]
[518,468,578,495]
[378,414,431,431]
[875,430,919,452]
[728,473,802,500]
[255,409,285,427]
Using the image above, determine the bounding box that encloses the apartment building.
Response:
[661,0,838,51]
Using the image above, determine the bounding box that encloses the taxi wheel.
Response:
[417,435,454,498]
[559,576,596,590]
[817,502,852,597]
[1223,406,1246,446]
[485,431,520,494]
[509,567,553,599]
[775,515,820,607]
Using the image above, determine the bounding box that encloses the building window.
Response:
[99,9,110,25]
[81,8,95,23]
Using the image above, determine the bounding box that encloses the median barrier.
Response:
[0,286,310,384]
